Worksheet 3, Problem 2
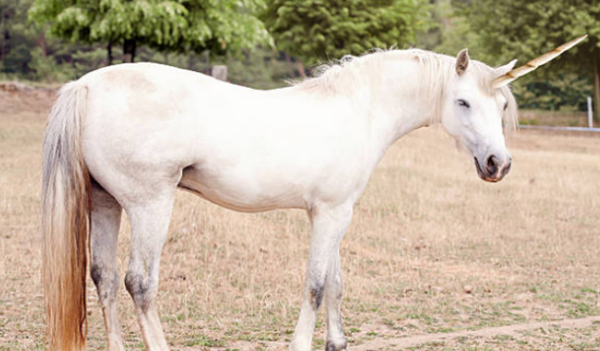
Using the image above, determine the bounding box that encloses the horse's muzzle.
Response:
[474,155,511,182]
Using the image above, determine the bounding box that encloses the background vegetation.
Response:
[0,0,597,118]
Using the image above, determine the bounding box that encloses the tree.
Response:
[28,0,270,64]
[1,0,37,74]
[262,0,431,67]
[462,0,600,120]
[0,0,72,80]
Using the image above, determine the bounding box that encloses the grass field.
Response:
[519,110,594,127]
[1,88,600,351]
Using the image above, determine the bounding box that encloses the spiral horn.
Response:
[493,35,588,89]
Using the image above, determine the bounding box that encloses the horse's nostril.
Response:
[486,155,498,175]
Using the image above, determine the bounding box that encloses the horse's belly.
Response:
[178,166,306,213]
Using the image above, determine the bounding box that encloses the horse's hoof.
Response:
[325,339,347,351]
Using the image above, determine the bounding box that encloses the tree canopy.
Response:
[462,0,599,117]
[262,0,431,65]
[28,0,270,63]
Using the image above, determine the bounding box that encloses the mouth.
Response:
[474,157,501,183]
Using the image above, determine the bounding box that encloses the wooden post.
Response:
[107,41,113,66]
[594,59,600,122]
[588,96,593,128]
[212,65,228,81]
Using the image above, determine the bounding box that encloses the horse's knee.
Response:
[91,264,120,302]
[124,271,154,312]
[310,283,325,310]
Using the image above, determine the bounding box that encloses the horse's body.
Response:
[41,49,519,351]
[84,63,379,213]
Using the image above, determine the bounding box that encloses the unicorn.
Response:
[41,36,586,351]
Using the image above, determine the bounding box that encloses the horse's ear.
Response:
[456,49,469,75]
[494,59,518,78]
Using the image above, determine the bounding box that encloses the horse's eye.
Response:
[503,102,508,111]
[457,99,470,108]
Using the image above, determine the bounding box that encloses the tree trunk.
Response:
[296,61,306,78]
[1,31,5,63]
[594,59,600,122]
[284,52,296,78]
[39,33,47,56]
[123,38,137,63]
[107,41,113,66]
[1,8,5,64]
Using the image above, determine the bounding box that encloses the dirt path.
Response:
[352,316,600,350]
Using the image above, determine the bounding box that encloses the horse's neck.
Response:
[285,53,441,166]
[359,58,439,161]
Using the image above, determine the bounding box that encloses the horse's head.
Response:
[440,35,586,182]
[441,50,517,182]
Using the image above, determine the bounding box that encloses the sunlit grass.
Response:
[1,91,599,350]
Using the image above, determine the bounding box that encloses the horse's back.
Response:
[81,62,249,117]
[81,62,233,90]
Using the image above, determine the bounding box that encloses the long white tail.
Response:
[41,82,91,351]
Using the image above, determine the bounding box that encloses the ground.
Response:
[0,87,599,351]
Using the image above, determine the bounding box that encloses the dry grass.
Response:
[519,110,593,127]
[1,89,600,350]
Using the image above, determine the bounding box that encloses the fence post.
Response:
[587,96,593,128]
[212,65,228,82]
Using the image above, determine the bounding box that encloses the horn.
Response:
[493,35,588,88]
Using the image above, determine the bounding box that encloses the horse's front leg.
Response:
[325,246,346,351]
[290,204,353,351]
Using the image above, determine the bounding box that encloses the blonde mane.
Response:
[295,49,519,130]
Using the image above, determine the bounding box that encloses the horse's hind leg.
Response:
[90,183,124,351]
[123,190,176,351]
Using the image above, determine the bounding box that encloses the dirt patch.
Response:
[354,316,600,350]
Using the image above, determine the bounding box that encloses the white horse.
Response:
[41,38,583,351]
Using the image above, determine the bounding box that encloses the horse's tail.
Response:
[41,81,91,351]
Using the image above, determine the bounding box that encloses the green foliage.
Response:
[459,0,599,115]
[513,74,593,112]
[413,0,596,113]
[262,0,432,65]
[1,0,36,75]
[462,0,599,68]
[426,0,484,58]
[136,47,295,89]
[29,47,65,81]
[0,0,294,86]
[221,48,292,89]
[28,0,270,55]
[417,0,457,53]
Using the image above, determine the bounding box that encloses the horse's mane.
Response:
[294,49,518,130]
